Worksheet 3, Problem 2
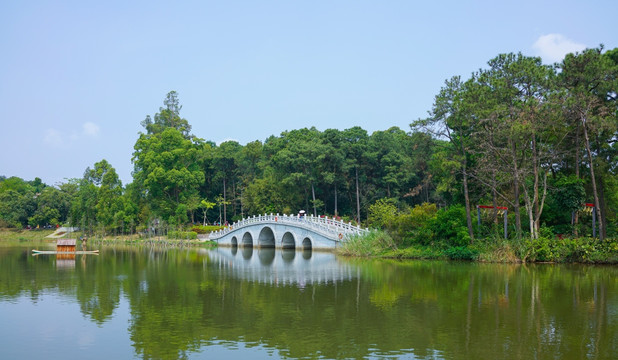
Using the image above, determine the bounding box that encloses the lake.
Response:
[0,244,616,359]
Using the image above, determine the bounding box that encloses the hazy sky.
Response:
[1,0,616,186]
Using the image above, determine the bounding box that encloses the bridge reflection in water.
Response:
[202,247,357,289]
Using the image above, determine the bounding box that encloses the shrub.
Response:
[524,236,556,262]
[367,198,397,228]
[474,240,521,263]
[396,203,437,246]
[388,203,438,246]
[337,230,396,257]
[520,236,618,263]
[191,225,224,234]
[444,246,479,261]
[430,205,471,247]
[167,231,197,240]
[562,237,618,263]
[367,200,439,247]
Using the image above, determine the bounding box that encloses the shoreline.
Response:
[2,228,617,264]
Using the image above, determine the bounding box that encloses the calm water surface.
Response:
[0,244,616,359]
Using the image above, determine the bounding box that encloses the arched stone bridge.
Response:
[209,213,369,250]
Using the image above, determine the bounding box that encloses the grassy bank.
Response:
[88,236,217,248]
[0,228,217,248]
[338,230,618,264]
[0,228,55,244]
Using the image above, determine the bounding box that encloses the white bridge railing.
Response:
[209,213,369,241]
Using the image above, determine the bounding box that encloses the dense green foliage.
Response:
[1,47,616,258]
[167,230,198,240]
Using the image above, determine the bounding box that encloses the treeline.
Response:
[1,47,616,243]
[412,46,618,242]
[0,93,436,234]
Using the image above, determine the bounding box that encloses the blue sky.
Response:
[1,0,616,186]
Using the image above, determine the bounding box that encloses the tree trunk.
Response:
[462,157,475,243]
[355,166,361,224]
[511,140,522,238]
[534,171,548,235]
[581,115,604,241]
[492,171,498,226]
[595,138,608,239]
[513,176,522,238]
[532,137,540,238]
[223,177,227,224]
[522,186,536,239]
[304,187,310,213]
[240,186,244,218]
[232,179,237,218]
[311,182,317,217]
[597,162,608,239]
[574,123,580,236]
[334,186,338,217]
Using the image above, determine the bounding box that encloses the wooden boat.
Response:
[32,249,99,255]
[31,238,99,255]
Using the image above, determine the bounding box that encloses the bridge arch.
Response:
[302,237,312,250]
[231,236,238,247]
[258,227,276,248]
[281,232,296,249]
[242,232,253,247]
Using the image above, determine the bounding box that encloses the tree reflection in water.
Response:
[0,246,616,359]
